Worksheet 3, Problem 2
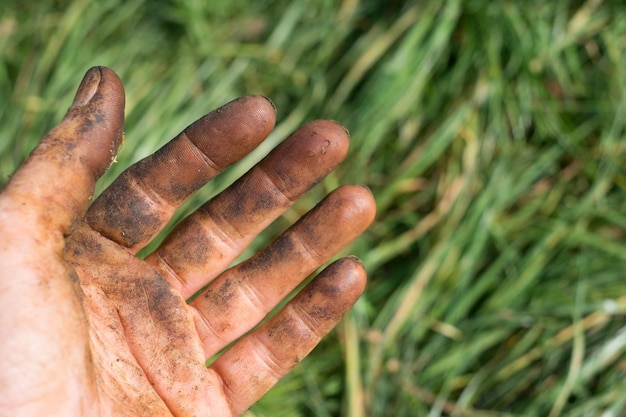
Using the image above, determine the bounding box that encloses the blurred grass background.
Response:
[1,0,626,415]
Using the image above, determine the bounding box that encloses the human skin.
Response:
[0,67,375,417]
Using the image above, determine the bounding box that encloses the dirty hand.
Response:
[0,67,375,417]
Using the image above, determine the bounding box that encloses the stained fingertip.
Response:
[63,66,126,178]
[261,95,277,112]
[301,119,350,150]
[325,184,377,233]
[331,256,367,290]
[326,119,350,138]
[260,119,350,196]
[184,95,276,169]
[307,257,367,307]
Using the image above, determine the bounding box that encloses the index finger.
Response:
[85,95,277,253]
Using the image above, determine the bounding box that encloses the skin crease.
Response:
[0,66,376,417]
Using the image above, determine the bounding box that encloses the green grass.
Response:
[2,0,626,416]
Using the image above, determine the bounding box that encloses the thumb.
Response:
[2,66,125,236]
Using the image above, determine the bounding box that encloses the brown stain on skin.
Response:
[123,270,184,329]
[250,179,284,215]
[265,314,303,346]
[203,278,235,308]
[263,257,366,356]
[86,175,164,248]
[260,121,349,199]
[157,216,213,270]
[205,179,256,221]
[125,135,215,207]
[78,105,105,134]
[63,67,125,178]
[301,258,364,322]
[67,228,103,261]
[236,234,296,275]
[300,184,376,250]
[190,236,300,337]
[184,96,275,169]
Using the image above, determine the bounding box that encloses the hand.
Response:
[0,67,375,417]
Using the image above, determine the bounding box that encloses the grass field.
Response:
[2,0,626,416]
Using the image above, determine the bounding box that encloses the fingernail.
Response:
[71,67,102,108]
[330,120,350,137]
[261,95,277,112]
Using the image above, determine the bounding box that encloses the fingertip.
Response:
[93,66,125,113]
[260,95,277,113]
[184,95,276,169]
[246,95,278,129]
[301,119,351,160]
[64,66,126,178]
[87,66,125,176]
[328,184,377,232]
[325,119,351,139]
[260,119,351,197]
[317,256,367,302]
[282,185,374,269]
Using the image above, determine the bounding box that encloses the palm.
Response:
[66,223,229,416]
[0,67,374,417]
